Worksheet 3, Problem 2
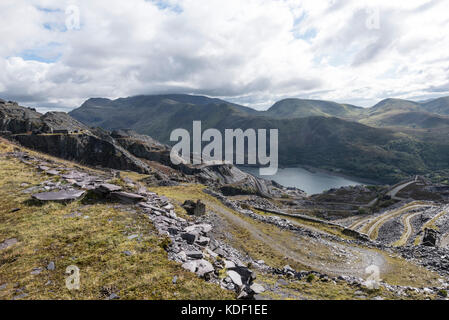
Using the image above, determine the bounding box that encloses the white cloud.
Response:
[0,0,448,111]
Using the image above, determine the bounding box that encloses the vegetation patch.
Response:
[0,155,233,300]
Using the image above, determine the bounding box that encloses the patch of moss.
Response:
[306,274,315,283]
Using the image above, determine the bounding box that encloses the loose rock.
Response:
[32,190,85,202]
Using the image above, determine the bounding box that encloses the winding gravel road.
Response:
[365,204,428,240]
[386,177,418,200]
[394,211,423,247]
[205,199,388,279]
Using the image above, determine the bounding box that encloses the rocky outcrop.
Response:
[0,102,88,135]
[14,132,151,174]
[0,102,152,174]
[113,129,171,164]
[182,200,206,216]
[111,129,299,197]
[0,101,43,133]
[40,112,88,134]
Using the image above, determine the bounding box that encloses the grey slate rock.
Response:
[47,261,55,271]
[182,259,214,277]
[185,224,213,235]
[196,236,210,246]
[31,267,43,275]
[32,190,85,202]
[107,293,120,300]
[181,232,197,244]
[181,261,197,273]
[186,250,204,259]
[228,266,255,285]
[250,283,265,294]
[214,248,226,257]
[182,200,206,216]
[227,270,243,286]
[96,183,122,193]
[196,259,214,277]
[62,171,87,180]
[176,251,187,262]
[12,293,28,300]
[0,238,18,250]
[111,191,145,204]
[224,260,236,269]
[64,211,83,218]
[168,227,180,236]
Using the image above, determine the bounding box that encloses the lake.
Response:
[240,166,366,195]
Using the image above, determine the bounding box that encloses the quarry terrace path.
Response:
[386,177,418,200]
[394,211,424,247]
[365,204,429,240]
[204,199,388,279]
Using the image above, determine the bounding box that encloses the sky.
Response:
[1,0,449,112]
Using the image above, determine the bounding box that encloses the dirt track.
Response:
[394,211,423,246]
[363,204,428,240]
[206,199,390,279]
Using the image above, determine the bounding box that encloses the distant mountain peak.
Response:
[266,98,363,119]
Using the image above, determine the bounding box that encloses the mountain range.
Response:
[69,94,449,184]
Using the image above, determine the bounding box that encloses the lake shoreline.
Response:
[240,165,380,186]
[239,165,380,195]
[298,165,381,186]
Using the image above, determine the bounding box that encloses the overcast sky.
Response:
[1,0,449,112]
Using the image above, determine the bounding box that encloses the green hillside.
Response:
[70,94,449,184]
[265,99,364,119]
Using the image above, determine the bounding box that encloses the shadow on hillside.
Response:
[22,198,46,207]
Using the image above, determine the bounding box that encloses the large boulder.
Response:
[186,250,204,259]
[228,266,255,285]
[0,101,43,133]
[111,191,145,204]
[181,259,214,278]
[32,190,85,202]
[184,224,212,234]
[181,232,198,244]
[182,200,206,216]
[227,270,243,287]
[96,183,122,193]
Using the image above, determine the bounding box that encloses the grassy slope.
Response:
[362,111,449,129]
[0,140,233,300]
